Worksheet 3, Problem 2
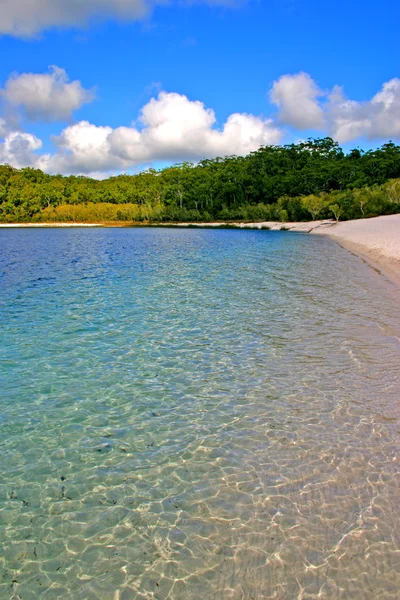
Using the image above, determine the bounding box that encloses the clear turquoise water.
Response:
[0,227,399,600]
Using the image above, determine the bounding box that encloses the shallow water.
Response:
[0,227,399,600]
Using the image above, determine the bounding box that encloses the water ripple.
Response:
[0,227,399,599]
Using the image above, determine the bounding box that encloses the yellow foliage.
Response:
[41,202,164,223]
[385,179,400,203]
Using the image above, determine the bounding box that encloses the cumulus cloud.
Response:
[327,79,400,143]
[270,72,325,130]
[0,0,241,37]
[271,72,400,143]
[36,91,282,174]
[0,131,42,168]
[1,66,95,122]
[1,77,399,176]
[39,121,118,173]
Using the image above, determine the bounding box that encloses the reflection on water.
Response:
[0,227,399,599]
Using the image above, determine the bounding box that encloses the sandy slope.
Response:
[309,213,400,260]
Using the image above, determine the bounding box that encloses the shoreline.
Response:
[310,215,400,288]
[321,235,400,288]
[1,215,399,287]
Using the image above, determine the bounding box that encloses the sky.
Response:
[0,0,398,177]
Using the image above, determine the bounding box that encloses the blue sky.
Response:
[0,0,398,176]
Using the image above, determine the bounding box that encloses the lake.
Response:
[0,227,399,599]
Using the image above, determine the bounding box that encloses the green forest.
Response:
[1,138,400,224]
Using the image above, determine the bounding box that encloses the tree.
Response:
[301,194,327,220]
[385,179,400,204]
[329,204,343,222]
[0,138,400,223]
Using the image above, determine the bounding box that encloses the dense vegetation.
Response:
[1,138,400,223]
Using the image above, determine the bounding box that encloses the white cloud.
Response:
[1,76,399,177]
[328,79,400,143]
[271,72,400,143]
[0,131,42,168]
[0,0,150,37]
[1,66,95,122]
[0,0,241,37]
[270,72,325,130]
[37,91,282,174]
[39,121,118,173]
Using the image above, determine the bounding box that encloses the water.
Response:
[0,227,399,600]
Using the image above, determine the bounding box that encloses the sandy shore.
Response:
[310,214,400,287]
[1,215,399,285]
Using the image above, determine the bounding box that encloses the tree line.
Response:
[0,138,399,223]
